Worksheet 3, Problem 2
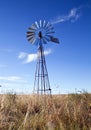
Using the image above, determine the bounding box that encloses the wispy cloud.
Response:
[44,49,52,55]
[0,49,14,52]
[0,76,27,83]
[18,52,27,59]
[51,7,81,24]
[1,83,30,88]
[0,64,8,68]
[1,82,32,94]
[18,49,52,64]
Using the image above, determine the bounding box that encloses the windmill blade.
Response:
[38,20,42,28]
[46,21,50,27]
[27,36,34,41]
[28,27,36,32]
[36,21,40,28]
[35,39,39,46]
[28,37,36,44]
[44,36,50,42]
[46,31,55,35]
[27,31,35,35]
[31,24,38,29]
[35,21,39,29]
[45,23,52,30]
[42,38,47,44]
[27,33,35,38]
[27,33,33,37]
[27,33,35,37]
[37,40,41,47]
[43,20,46,27]
[46,27,54,33]
[46,26,53,31]
[31,37,36,44]
[45,22,51,29]
[44,21,49,28]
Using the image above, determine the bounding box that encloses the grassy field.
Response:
[0,91,91,130]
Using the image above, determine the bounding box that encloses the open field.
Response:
[0,92,91,130]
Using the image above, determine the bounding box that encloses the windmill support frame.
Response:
[33,45,51,95]
[27,20,59,95]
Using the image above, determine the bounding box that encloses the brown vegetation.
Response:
[0,91,91,130]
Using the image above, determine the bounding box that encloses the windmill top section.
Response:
[27,20,59,47]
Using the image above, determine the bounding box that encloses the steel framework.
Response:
[26,20,59,95]
[33,44,51,95]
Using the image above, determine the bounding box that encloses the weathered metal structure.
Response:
[26,20,59,95]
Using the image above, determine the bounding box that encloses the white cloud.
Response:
[1,82,32,94]
[1,83,29,88]
[26,53,38,63]
[0,76,27,83]
[51,7,81,24]
[18,52,27,59]
[44,49,52,55]
[18,49,52,64]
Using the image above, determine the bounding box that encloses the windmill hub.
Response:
[38,31,42,39]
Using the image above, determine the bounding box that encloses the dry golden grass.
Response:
[0,91,91,130]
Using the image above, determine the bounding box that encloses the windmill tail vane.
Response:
[50,36,59,43]
[26,20,59,95]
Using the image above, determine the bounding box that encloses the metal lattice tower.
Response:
[33,45,51,94]
[26,20,59,95]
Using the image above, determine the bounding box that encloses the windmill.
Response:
[26,20,59,95]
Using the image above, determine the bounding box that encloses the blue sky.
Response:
[0,0,91,94]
